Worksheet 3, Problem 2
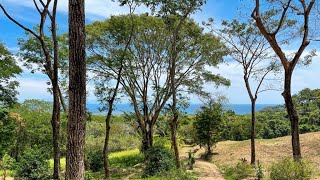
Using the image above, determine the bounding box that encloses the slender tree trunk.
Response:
[51,1,60,178]
[103,110,111,179]
[170,117,180,168]
[58,85,67,114]
[52,86,61,180]
[66,0,86,179]
[169,25,181,168]
[103,71,122,179]
[282,70,301,161]
[250,99,256,165]
[207,142,211,154]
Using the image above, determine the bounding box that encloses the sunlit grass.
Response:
[49,157,66,171]
[49,149,143,170]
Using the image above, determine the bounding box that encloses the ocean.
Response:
[87,103,278,115]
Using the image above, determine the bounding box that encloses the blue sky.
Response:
[0,0,319,104]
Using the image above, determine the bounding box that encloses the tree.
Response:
[88,14,229,158]
[194,101,223,155]
[0,42,22,108]
[218,19,279,164]
[136,0,225,168]
[87,2,136,178]
[66,0,86,179]
[0,110,16,158]
[252,0,316,160]
[0,1,63,178]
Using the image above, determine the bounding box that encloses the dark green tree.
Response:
[0,110,16,157]
[0,42,22,108]
[194,101,223,154]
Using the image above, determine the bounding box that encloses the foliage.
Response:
[0,154,15,179]
[86,148,104,172]
[194,101,223,154]
[0,41,22,108]
[15,148,50,180]
[10,100,55,159]
[269,159,313,180]
[224,159,254,180]
[143,145,175,177]
[255,161,264,180]
[87,14,229,151]
[0,110,16,157]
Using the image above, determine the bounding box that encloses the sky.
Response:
[0,0,319,105]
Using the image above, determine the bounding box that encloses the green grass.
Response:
[49,157,66,171]
[49,149,143,170]
[109,149,144,168]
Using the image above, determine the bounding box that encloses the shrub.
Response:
[224,159,254,180]
[15,148,50,180]
[0,154,15,179]
[86,148,104,172]
[143,145,175,177]
[269,159,313,180]
[255,161,264,180]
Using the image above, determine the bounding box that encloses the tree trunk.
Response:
[52,86,61,180]
[66,0,86,179]
[170,117,180,168]
[282,70,301,161]
[142,122,153,153]
[250,99,256,165]
[103,112,111,180]
[51,1,60,178]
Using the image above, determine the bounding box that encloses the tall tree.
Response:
[87,2,136,178]
[252,0,316,161]
[138,0,209,168]
[66,0,86,179]
[218,19,279,164]
[87,14,229,157]
[0,42,22,108]
[0,1,63,178]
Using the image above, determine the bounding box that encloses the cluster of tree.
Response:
[177,88,320,155]
[0,0,319,179]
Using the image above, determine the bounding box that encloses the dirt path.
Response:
[181,145,225,180]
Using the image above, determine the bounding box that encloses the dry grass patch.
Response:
[210,132,320,178]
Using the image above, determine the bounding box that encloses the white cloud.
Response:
[1,0,148,21]
[16,77,52,102]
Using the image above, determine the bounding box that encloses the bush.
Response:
[143,145,175,177]
[255,161,264,180]
[224,159,254,180]
[269,159,313,180]
[15,148,50,180]
[86,148,104,172]
[0,154,15,179]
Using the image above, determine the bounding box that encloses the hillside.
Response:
[210,132,320,177]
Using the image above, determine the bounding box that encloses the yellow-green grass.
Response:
[49,157,66,171]
[49,148,141,170]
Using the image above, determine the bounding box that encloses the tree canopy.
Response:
[0,42,22,108]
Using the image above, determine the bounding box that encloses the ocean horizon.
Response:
[87,103,279,115]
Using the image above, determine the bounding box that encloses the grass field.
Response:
[210,132,320,178]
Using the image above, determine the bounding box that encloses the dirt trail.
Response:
[180,145,225,180]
